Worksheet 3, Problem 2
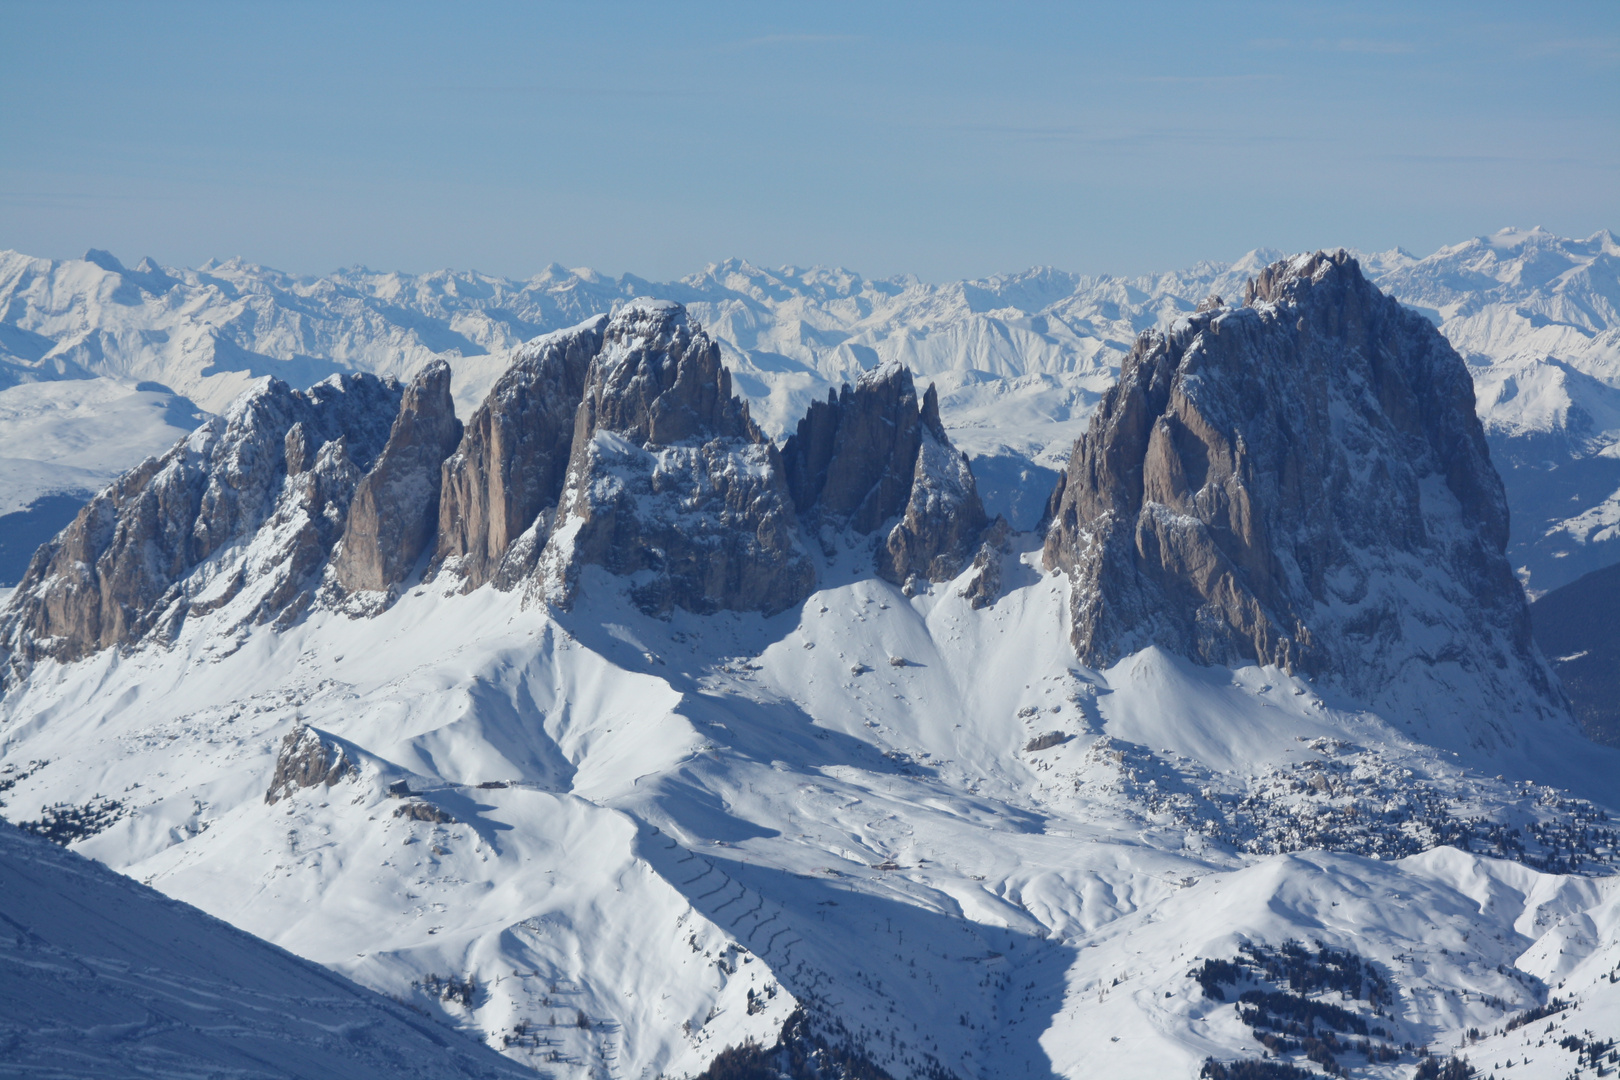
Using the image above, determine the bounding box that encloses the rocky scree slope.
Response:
[1043,251,1567,752]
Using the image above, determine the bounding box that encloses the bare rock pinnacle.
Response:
[332,360,463,597]
[433,317,604,591]
[783,362,993,588]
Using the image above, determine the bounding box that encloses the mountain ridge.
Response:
[5,228,1619,593]
[1,298,1000,682]
[3,248,1620,1080]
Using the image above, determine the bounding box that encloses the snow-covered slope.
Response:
[2,546,1617,1079]
[0,814,531,1078]
[1532,561,1620,747]
[0,378,206,585]
[4,259,1620,1079]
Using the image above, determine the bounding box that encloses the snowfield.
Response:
[3,535,1618,1078]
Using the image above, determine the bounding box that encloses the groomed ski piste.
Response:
[3,529,1618,1079]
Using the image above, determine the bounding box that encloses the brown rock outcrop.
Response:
[878,398,991,587]
[433,317,604,590]
[955,518,1012,609]
[265,724,358,804]
[331,360,463,596]
[226,433,367,629]
[782,363,930,535]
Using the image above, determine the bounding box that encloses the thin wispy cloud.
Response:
[1328,38,1416,55]
[945,121,1315,150]
[1382,151,1606,167]
[1249,37,1416,55]
[1130,73,1280,86]
[429,84,720,99]
[721,33,863,52]
[1527,37,1620,64]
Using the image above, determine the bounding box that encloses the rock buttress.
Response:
[538,299,814,616]
[782,362,992,587]
[331,360,463,597]
[433,317,605,590]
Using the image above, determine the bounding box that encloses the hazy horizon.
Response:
[3,2,1617,282]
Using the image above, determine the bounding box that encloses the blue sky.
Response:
[2,1,1616,280]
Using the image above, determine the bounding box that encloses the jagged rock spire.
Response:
[331,360,463,597]
[782,361,994,589]
[537,299,814,616]
[432,317,604,590]
[1,300,1004,665]
[782,362,933,535]
[576,300,754,444]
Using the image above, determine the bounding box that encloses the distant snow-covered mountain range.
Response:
[3,229,1618,593]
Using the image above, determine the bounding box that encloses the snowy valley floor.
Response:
[3,540,1619,1079]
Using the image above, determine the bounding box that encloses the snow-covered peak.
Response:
[510,312,611,362]
[1379,227,1620,327]
[81,248,125,273]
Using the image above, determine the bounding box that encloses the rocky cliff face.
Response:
[782,363,932,537]
[880,420,993,589]
[2,374,400,673]
[537,300,815,615]
[782,362,993,588]
[1,297,1001,664]
[433,318,604,591]
[330,361,462,598]
[1043,251,1563,740]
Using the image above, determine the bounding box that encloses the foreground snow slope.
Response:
[0,815,531,1078]
[3,537,1617,1079]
